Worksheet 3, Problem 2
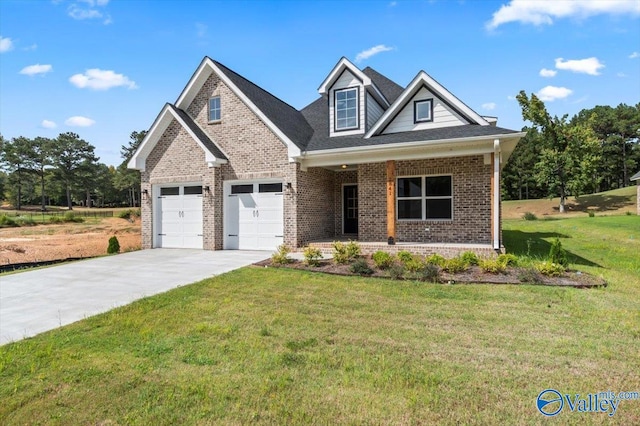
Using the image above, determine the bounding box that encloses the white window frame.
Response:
[334,87,359,131]
[414,99,433,123]
[397,174,453,221]
[209,96,221,123]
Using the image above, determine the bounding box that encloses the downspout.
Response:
[493,139,501,251]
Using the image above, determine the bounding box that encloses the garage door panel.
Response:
[156,186,203,249]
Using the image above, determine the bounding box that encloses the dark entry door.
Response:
[343,185,358,234]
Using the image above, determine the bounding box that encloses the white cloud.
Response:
[65,116,95,127]
[68,0,110,23]
[482,102,496,110]
[536,86,573,101]
[617,72,627,78]
[23,43,38,51]
[539,68,557,77]
[487,0,640,30]
[69,68,138,90]
[355,44,394,63]
[19,64,53,76]
[555,57,604,75]
[0,36,13,53]
[630,51,640,59]
[41,120,57,129]
[507,95,516,101]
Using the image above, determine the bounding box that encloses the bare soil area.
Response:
[0,217,141,265]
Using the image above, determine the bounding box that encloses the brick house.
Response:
[128,56,524,255]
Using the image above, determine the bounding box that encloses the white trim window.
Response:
[414,99,433,123]
[335,87,358,131]
[209,96,221,122]
[397,175,453,220]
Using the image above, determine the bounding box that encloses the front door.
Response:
[343,184,358,234]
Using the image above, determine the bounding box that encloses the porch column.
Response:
[492,139,501,250]
[386,160,396,244]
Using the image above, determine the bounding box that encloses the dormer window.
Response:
[209,96,221,122]
[414,99,433,123]
[335,87,359,131]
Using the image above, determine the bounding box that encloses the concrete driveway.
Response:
[0,249,270,345]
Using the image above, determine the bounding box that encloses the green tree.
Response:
[51,132,99,210]
[0,136,36,210]
[30,137,54,211]
[502,130,544,200]
[114,130,145,207]
[516,91,600,213]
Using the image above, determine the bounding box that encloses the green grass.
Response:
[1,217,639,424]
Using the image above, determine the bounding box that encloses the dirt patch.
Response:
[256,257,606,288]
[0,217,141,265]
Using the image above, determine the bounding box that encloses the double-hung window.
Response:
[397,175,453,220]
[209,96,221,122]
[335,87,358,130]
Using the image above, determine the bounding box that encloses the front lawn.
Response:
[1,216,639,424]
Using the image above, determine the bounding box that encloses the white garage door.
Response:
[224,181,283,250]
[156,185,203,249]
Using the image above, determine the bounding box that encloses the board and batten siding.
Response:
[366,92,384,131]
[383,87,469,134]
[329,70,365,137]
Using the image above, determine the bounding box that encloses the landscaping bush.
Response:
[518,267,544,285]
[302,246,323,267]
[549,238,568,267]
[63,212,84,223]
[460,251,479,266]
[417,263,440,283]
[425,253,446,267]
[535,261,565,277]
[588,211,595,217]
[271,244,292,265]
[442,257,467,273]
[388,264,405,280]
[523,212,537,221]
[350,258,373,276]
[404,256,426,273]
[396,250,414,263]
[13,216,36,226]
[372,251,394,270]
[332,241,360,264]
[497,253,519,267]
[107,236,120,254]
[0,215,18,228]
[479,258,507,274]
[119,209,141,221]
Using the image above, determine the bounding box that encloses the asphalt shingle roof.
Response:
[169,104,227,160]
[362,67,404,104]
[212,59,314,151]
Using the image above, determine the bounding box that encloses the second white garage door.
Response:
[224,181,284,250]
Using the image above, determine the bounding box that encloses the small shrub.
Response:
[405,257,426,273]
[345,240,361,259]
[302,246,323,267]
[548,238,568,267]
[425,253,446,267]
[64,212,84,223]
[588,211,595,218]
[626,211,633,216]
[479,258,507,274]
[518,267,544,284]
[0,215,18,228]
[535,261,565,277]
[442,257,467,273]
[372,251,394,270]
[271,244,292,265]
[332,241,350,264]
[118,209,140,220]
[107,236,120,254]
[396,250,414,263]
[497,253,518,267]
[388,264,405,280]
[523,212,537,221]
[350,258,373,276]
[417,264,440,283]
[14,216,36,226]
[460,251,479,266]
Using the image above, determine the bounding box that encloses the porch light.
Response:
[203,186,211,194]
[341,164,347,169]
[141,189,149,199]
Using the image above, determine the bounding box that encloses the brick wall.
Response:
[357,163,388,241]
[295,166,335,246]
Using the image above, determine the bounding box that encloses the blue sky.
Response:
[1,0,639,166]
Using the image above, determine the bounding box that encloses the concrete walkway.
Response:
[0,249,270,345]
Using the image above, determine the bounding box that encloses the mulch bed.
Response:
[254,257,606,288]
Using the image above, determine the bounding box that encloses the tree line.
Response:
[502,99,640,211]
[0,131,145,210]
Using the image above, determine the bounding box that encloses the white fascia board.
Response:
[365,71,490,138]
[318,57,371,94]
[175,57,214,108]
[127,104,174,171]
